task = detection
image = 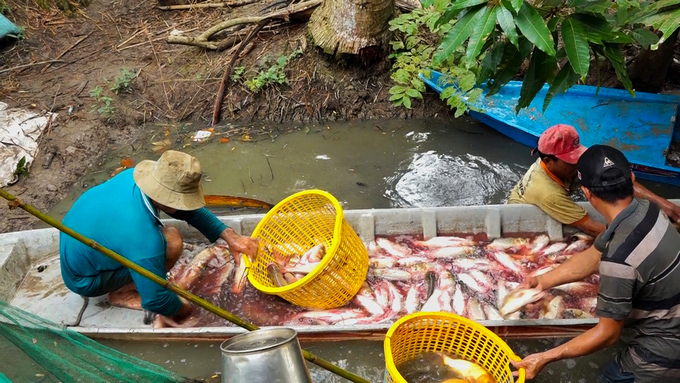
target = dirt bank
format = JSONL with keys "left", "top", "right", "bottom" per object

{"left": 0, "top": 0, "right": 457, "bottom": 233}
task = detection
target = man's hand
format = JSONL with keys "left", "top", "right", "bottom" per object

{"left": 633, "top": 180, "right": 680, "bottom": 222}
{"left": 518, "top": 274, "right": 545, "bottom": 291}
{"left": 511, "top": 353, "right": 550, "bottom": 380}
{"left": 221, "top": 227, "right": 259, "bottom": 264}
{"left": 661, "top": 203, "right": 680, "bottom": 223}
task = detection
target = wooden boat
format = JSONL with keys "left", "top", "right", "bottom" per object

{"left": 3, "top": 200, "right": 658, "bottom": 343}
{"left": 420, "top": 70, "right": 680, "bottom": 186}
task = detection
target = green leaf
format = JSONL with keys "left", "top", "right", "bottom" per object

{"left": 514, "top": 2, "right": 556, "bottom": 56}
{"left": 466, "top": 6, "right": 499, "bottom": 68}
{"left": 479, "top": 41, "right": 505, "bottom": 83}
{"left": 433, "top": 5, "right": 485, "bottom": 66}
{"left": 403, "top": 95, "right": 412, "bottom": 109}
{"left": 509, "top": 0, "right": 523, "bottom": 13}
{"left": 543, "top": 62, "right": 581, "bottom": 111}
{"left": 546, "top": 16, "right": 563, "bottom": 32}
{"left": 570, "top": 13, "right": 611, "bottom": 44}
{"left": 489, "top": 38, "right": 533, "bottom": 95}
{"left": 390, "top": 93, "right": 403, "bottom": 101}
{"left": 655, "top": 8, "right": 680, "bottom": 46}
{"left": 411, "top": 78, "right": 426, "bottom": 92}
{"left": 602, "top": 44, "right": 634, "bottom": 96}
{"left": 449, "top": 0, "right": 487, "bottom": 11}
{"left": 617, "top": 6, "right": 629, "bottom": 25}
{"left": 391, "top": 40, "right": 405, "bottom": 51}
{"left": 421, "top": 0, "right": 433, "bottom": 7}
{"left": 577, "top": 0, "right": 613, "bottom": 13}
{"left": 406, "top": 88, "right": 423, "bottom": 99}
{"left": 561, "top": 18, "right": 591, "bottom": 79}
{"left": 437, "top": 7, "right": 463, "bottom": 28}
{"left": 440, "top": 86, "right": 457, "bottom": 99}
{"left": 497, "top": 6, "right": 519, "bottom": 47}
{"left": 516, "top": 48, "right": 557, "bottom": 112}
{"left": 631, "top": 28, "right": 660, "bottom": 48}
{"left": 390, "top": 85, "right": 407, "bottom": 94}
{"left": 458, "top": 71, "right": 477, "bottom": 91}
{"left": 433, "top": 0, "right": 449, "bottom": 12}
{"left": 426, "top": 13, "right": 441, "bottom": 31}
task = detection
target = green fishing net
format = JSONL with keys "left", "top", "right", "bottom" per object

{"left": 0, "top": 301, "right": 193, "bottom": 383}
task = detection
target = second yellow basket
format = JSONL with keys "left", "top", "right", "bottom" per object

{"left": 244, "top": 190, "right": 369, "bottom": 309}
{"left": 384, "top": 312, "right": 525, "bottom": 383}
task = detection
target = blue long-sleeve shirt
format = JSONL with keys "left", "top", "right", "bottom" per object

{"left": 59, "top": 169, "right": 226, "bottom": 316}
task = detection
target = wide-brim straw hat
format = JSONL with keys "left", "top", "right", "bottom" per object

{"left": 133, "top": 150, "right": 205, "bottom": 211}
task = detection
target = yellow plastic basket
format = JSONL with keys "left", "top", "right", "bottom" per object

{"left": 384, "top": 312, "right": 525, "bottom": 383}
{"left": 244, "top": 190, "right": 369, "bottom": 309}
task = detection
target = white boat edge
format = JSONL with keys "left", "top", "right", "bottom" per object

{"left": 3, "top": 200, "right": 672, "bottom": 340}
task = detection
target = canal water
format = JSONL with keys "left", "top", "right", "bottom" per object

{"left": 44, "top": 117, "right": 680, "bottom": 221}
{"left": 0, "top": 335, "right": 624, "bottom": 382}
{"left": 8, "top": 117, "right": 680, "bottom": 382}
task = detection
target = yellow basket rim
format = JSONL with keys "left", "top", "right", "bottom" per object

{"left": 244, "top": 189, "right": 344, "bottom": 295}
{"left": 383, "top": 311, "right": 526, "bottom": 383}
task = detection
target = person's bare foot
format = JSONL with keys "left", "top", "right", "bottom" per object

{"left": 107, "top": 283, "right": 142, "bottom": 310}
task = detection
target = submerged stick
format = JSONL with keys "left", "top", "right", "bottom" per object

{"left": 0, "top": 189, "right": 370, "bottom": 383}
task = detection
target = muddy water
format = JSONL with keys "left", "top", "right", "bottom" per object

{"left": 44, "top": 117, "right": 537, "bottom": 221}
{"left": 44, "top": 117, "right": 680, "bottom": 222}
{"left": 0, "top": 335, "right": 625, "bottom": 382}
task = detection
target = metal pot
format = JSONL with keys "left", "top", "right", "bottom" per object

{"left": 220, "top": 328, "right": 312, "bottom": 383}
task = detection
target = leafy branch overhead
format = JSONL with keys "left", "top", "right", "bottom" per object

{"left": 397, "top": 0, "right": 680, "bottom": 112}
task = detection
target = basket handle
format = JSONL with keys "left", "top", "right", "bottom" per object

{"left": 509, "top": 354, "right": 526, "bottom": 383}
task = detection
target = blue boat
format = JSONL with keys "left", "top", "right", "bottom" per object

{"left": 420, "top": 70, "right": 680, "bottom": 186}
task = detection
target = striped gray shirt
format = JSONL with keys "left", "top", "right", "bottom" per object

{"left": 595, "top": 199, "right": 680, "bottom": 382}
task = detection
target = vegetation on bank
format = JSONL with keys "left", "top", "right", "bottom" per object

{"left": 388, "top": 0, "right": 680, "bottom": 114}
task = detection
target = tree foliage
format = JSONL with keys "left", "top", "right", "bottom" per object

{"left": 391, "top": 0, "right": 680, "bottom": 112}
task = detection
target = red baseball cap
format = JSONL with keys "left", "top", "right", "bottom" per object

{"left": 533, "top": 124, "right": 587, "bottom": 164}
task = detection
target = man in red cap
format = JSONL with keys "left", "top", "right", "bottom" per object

{"left": 508, "top": 124, "right": 680, "bottom": 236}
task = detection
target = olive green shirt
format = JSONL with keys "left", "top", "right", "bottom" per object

{"left": 508, "top": 158, "right": 587, "bottom": 225}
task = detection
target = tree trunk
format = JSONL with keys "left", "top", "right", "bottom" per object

{"left": 627, "top": 29, "right": 680, "bottom": 92}
{"left": 308, "top": 0, "right": 395, "bottom": 65}
{"left": 601, "top": 29, "right": 680, "bottom": 92}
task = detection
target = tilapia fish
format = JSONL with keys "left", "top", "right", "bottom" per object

{"left": 499, "top": 288, "right": 545, "bottom": 317}
{"left": 540, "top": 296, "right": 565, "bottom": 319}
{"left": 411, "top": 236, "right": 477, "bottom": 249}
{"left": 376, "top": 237, "right": 412, "bottom": 258}
{"left": 397, "top": 352, "right": 494, "bottom": 383}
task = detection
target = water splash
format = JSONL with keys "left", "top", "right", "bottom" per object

{"left": 385, "top": 151, "right": 526, "bottom": 207}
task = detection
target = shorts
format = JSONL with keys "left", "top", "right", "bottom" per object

{"left": 599, "top": 358, "right": 635, "bottom": 383}
{"left": 80, "top": 268, "right": 133, "bottom": 297}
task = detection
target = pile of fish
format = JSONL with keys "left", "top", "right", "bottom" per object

{"left": 108, "top": 234, "right": 599, "bottom": 328}
{"left": 286, "top": 233, "right": 599, "bottom": 326}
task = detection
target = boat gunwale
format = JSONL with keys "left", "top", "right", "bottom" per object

{"left": 4, "top": 201, "right": 678, "bottom": 339}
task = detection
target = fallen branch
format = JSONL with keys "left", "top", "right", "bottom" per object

{"left": 0, "top": 60, "right": 65, "bottom": 74}
{"left": 167, "top": 0, "right": 321, "bottom": 49}
{"left": 212, "top": 20, "right": 270, "bottom": 126}
{"left": 42, "top": 31, "right": 93, "bottom": 73}
{"left": 168, "top": 0, "right": 416, "bottom": 50}
{"left": 157, "top": 2, "right": 226, "bottom": 10}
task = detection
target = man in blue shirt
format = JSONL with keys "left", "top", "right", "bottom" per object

{"left": 60, "top": 150, "right": 258, "bottom": 327}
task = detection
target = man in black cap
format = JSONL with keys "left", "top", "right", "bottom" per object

{"left": 514, "top": 145, "right": 680, "bottom": 382}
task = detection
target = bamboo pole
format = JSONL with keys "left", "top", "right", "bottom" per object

{"left": 0, "top": 189, "right": 370, "bottom": 383}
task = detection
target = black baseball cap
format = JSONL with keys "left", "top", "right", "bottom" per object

{"left": 577, "top": 145, "right": 632, "bottom": 187}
